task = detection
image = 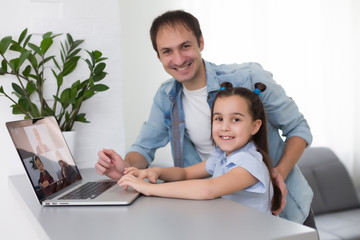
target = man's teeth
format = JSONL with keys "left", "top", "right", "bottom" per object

{"left": 177, "top": 64, "right": 190, "bottom": 71}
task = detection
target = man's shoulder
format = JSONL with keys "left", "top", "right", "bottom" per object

{"left": 207, "top": 61, "right": 264, "bottom": 73}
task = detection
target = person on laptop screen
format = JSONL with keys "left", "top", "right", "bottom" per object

{"left": 33, "top": 127, "right": 50, "bottom": 154}
{"left": 34, "top": 155, "right": 54, "bottom": 189}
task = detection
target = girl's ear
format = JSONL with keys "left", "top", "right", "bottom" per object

{"left": 251, "top": 119, "right": 262, "bottom": 135}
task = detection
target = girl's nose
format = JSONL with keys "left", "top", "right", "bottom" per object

{"left": 221, "top": 121, "right": 230, "bottom": 131}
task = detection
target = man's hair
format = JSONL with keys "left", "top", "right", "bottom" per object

{"left": 150, "top": 10, "right": 202, "bottom": 54}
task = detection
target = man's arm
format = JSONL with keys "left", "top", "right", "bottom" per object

{"left": 275, "top": 136, "right": 307, "bottom": 180}
{"left": 124, "top": 152, "right": 149, "bottom": 169}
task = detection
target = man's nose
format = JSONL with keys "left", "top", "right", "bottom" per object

{"left": 173, "top": 50, "right": 185, "bottom": 66}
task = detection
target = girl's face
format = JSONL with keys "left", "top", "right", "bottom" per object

{"left": 212, "top": 95, "right": 261, "bottom": 156}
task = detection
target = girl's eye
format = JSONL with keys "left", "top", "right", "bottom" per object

{"left": 214, "top": 117, "right": 222, "bottom": 121}
{"left": 233, "top": 118, "right": 240, "bottom": 122}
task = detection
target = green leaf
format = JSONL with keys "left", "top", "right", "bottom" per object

{"left": 67, "top": 48, "right": 81, "bottom": 60}
{"left": 51, "top": 33, "right": 62, "bottom": 39}
{"left": 28, "top": 54, "right": 38, "bottom": 69}
{"left": 9, "top": 58, "right": 19, "bottom": 72}
{"left": 29, "top": 102, "right": 40, "bottom": 117}
{"left": 75, "top": 113, "right": 89, "bottom": 123}
{"left": 93, "top": 50, "right": 102, "bottom": 59}
{"left": 11, "top": 104, "right": 24, "bottom": 115}
{"left": 12, "top": 83, "right": 25, "bottom": 96}
{"left": 66, "top": 33, "right": 74, "bottom": 45}
{"left": 23, "top": 34, "right": 32, "bottom": 48}
{"left": 0, "top": 86, "right": 4, "bottom": 94}
{"left": 91, "top": 84, "right": 109, "bottom": 92}
{"left": 52, "top": 69, "right": 63, "bottom": 87}
{"left": 18, "top": 29, "right": 28, "bottom": 44}
{"left": 70, "top": 80, "right": 80, "bottom": 98}
{"left": 39, "top": 55, "right": 55, "bottom": 67}
{"left": 85, "top": 59, "right": 92, "bottom": 69}
{"left": 22, "top": 65, "right": 31, "bottom": 77}
{"left": 94, "top": 62, "right": 106, "bottom": 74}
{"left": 26, "top": 81, "right": 36, "bottom": 95}
{"left": 18, "top": 50, "right": 31, "bottom": 68}
{"left": 40, "top": 37, "right": 53, "bottom": 54}
{"left": 28, "top": 43, "right": 42, "bottom": 55}
{"left": 9, "top": 41, "right": 23, "bottom": 52}
{"left": 28, "top": 74, "right": 38, "bottom": 81}
{"left": 53, "top": 58, "right": 61, "bottom": 71}
{"left": 42, "top": 32, "right": 53, "bottom": 39}
{"left": 60, "top": 88, "right": 70, "bottom": 102}
{"left": 0, "top": 36, "right": 12, "bottom": 54}
{"left": 95, "top": 57, "right": 108, "bottom": 63}
{"left": 62, "top": 56, "right": 80, "bottom": 76}
{"left": 1, "top": 59, "right": 7, "bottom": 73}
{"left": 83, "top": 90, "right": 94, "bottom": 99}
{"left": 69, "top": 39, "right": 84, "bottom": 53}
{"left": 93, "top": 72, "right": 107, "bottom": 82}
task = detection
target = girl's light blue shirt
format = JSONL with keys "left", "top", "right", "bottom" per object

{"left": 206, "top": 141, "right": 274, "bottom": 214}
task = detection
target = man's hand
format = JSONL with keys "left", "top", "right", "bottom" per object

{"left": 95, "top": 148, "right": 127, "bottom": 180}
{"left": 271, "top": 168, "right": 288, "bottom": 216}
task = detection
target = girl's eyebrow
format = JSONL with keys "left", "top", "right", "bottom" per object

{"left": 213, "top": 112, "right": 245, "bottom": 117}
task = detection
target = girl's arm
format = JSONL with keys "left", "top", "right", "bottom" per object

{"left": 119, "top": 166, "right": 258, "bottom": 200}
{"left": 124, "top": 161, "right": 210, "bottom": 183}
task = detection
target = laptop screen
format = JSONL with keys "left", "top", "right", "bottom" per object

{"left": 6, "top": 117, "right": 81, "bottom": 202}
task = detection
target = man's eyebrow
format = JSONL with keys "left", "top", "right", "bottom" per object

{"left": 159, "top": 41, "right": 192, "bottom": 52}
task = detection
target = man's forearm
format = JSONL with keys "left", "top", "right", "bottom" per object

{"left": 124, "top": 152, "right": 149, "bottom": 169}
{"left": 276, "top": 136, "right": 307, "bottom": 180}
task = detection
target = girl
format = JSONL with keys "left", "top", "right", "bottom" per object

{"left": 119, "top": 82, "right": 281, "bottom": 214}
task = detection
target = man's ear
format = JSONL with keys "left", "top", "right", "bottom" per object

{"left": 251, "top": 119, "right": 262, "bottom": 135}
{"left": 199, "top": 35, "right": 204, "bottom": 51}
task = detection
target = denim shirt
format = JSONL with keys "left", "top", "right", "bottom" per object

{"left": 128, "top": 60, "right": 313, "bottom": 224}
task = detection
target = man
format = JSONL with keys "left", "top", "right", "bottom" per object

{"left": 95, "top": 10, "right": 315, "bottom": 227}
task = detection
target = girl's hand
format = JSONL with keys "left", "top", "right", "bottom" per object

{"left": 123, "top": 167, "right": 160, "bottom": 183}
{"left": 118, "top": 175, "right": 152, "bottom": 196}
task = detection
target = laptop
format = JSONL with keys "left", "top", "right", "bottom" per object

{"left": 6, "top": 116, "right": 140, "bottom": 206}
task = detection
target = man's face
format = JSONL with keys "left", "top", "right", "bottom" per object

{"left": 156, "top": 24, "right": 205, "bottom": 90}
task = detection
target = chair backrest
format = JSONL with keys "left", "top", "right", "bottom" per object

{"left": 297, "top": 147, "right": 360, "bottom": 215}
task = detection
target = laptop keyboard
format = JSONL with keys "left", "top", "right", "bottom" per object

{"left": 59, "top": 181, "right": 116, "bottom": 200}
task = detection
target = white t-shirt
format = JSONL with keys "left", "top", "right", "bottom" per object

{"left": 182, "top": 86, "right": 214, "bottom": 161}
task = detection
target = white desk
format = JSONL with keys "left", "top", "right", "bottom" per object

{"left": 8, "top": 169, "right": 318, "bottom": 240}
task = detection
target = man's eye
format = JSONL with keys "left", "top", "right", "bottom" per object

{"left": 162, "top": 50, "right": 171, "bottom": 54}
{"left": 183, "top": 44, "right": 191, "bottom": 49}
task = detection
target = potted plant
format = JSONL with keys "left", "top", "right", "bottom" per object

{"left": 0, "top": 28, "right": 109, "bottom": 131}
